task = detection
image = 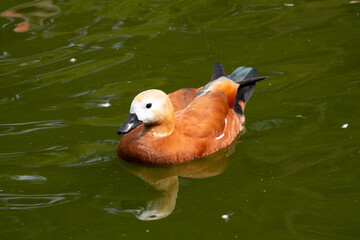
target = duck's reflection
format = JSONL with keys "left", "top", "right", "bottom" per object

{"left": 1, "top": 0, "right": 60, "bottom": 32}
{"left": 117, "top": 137, "right": 239, "bottom": 220}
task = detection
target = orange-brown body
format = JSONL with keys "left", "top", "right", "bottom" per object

{"left": 117, "top": 62, "right": 265, "bottom": 164}
{"left": 117, "top": 78, "right": 244, "bottom": 164}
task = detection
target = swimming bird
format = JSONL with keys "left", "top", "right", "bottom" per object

{"left": 117, "top": 62, "right": 266, "bottom": 164}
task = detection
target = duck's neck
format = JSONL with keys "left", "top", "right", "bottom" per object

{"left": 144, "top": 114, "right": 175, "bottom": 137}
{"left": 143, "top": 100, "right": 175, "bottom": 137}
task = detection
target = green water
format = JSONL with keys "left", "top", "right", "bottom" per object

{"left": 1, "top": 0, "right": 359, "bottom": 239}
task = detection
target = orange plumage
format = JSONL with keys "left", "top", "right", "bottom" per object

{"left": 117, "top": 62, "right": 265, "bottom": 164}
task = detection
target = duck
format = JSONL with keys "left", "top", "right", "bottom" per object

{"left": 117, "top": 62, "right": 266, "bottom": 164}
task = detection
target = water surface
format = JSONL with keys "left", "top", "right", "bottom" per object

{"left": 1, "top": 0, "right": 359, "bottom": 239}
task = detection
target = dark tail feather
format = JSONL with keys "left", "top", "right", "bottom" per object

{"left": 234, "top": 76, "right": 266, "bottom": 115}
{"left": 196, "top": 62, "right": 227, "bottom": 97}
{"left": 211, "top": 62, "right": 226, "bottom": 81}
{"left": 237, "top": 76, "right": 267, "bottom": 87}
{"left": 229, "top": 66, "right": 258, "bottom": 83}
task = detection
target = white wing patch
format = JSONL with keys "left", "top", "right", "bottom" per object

{"left": 215, "top": 118, "right": 227, "bottom": 140}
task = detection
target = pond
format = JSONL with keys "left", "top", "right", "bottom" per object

{"left": 0, "top": 0, "right": 359, "bottom": 239}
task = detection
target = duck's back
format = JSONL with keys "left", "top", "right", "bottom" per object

{"left": 168, "top": 88, "right": 197, "bottom": 112}
{"left": 172, "top": 90, "right": 243, "bottom": 160}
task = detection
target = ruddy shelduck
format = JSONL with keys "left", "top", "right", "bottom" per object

{"left": 117, "top": 62, "right": 266, "bottom": 164}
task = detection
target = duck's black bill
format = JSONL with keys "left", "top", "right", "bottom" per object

{"left": 117, "top": 113, "right": 142, "bottom": 135}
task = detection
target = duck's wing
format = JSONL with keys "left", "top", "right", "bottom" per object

{"left": 176, "top": 90, "right": 229, "bottom": 138}
{"left": 168, "top": 88, "right": 197, "bottom": 112}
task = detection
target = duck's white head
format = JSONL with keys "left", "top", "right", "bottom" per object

{"left": 117, "top": 89, "right": 175, "bottom": 136}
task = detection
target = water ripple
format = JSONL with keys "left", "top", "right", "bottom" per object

{"left": 249, "top": 118, "right": 283, "bottom": 132}
{"left": 0, "top": 120, "right": 67, "bottom": 136}
{"left": 11, "top": 175, "right": 47, "bottom": 181}
{"left": 0, "top": 193, "right": 82, "bottom": 210}
{"left": 0, "top": 145, "right": 67, "bottom": 159}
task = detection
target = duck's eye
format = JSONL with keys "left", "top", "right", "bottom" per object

{"left": 146, "top": 103, "right": 152, "bottom": 109}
